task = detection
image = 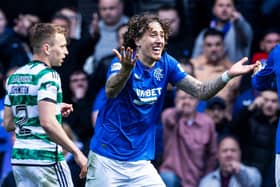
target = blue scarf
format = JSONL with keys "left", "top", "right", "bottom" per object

{"left": 210, "top": 18, "right": 231, "bottom": 34}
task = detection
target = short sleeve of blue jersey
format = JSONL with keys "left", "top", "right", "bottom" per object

{"left": 92, "top": 87, "right": 107, "bottom": 112}
{"left": 106, "top": 57, "right": 121, "bottom": 79}
{"left": 252, "top": 44, "right": 279, "bottom": 91}
{"left": 165, "top": 54, "right": 187, "bottom": 85}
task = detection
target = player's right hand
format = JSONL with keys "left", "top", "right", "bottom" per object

{"left": 113, "top": 46, "right": 138, "bottom": 73}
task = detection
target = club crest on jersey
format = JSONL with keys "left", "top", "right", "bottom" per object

{"left": 153, "top": 68, "right": 163, "bottom": 81}
{"left": 134, "top": 73, "right": 141, "bottom": 80}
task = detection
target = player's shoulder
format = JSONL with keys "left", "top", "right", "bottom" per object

{"left": 39, "top": 69, "right": 60, "bottom": 81}
{"left": 31, "top": 62, "right": 58, "bottom": 76}
{"left": 161, "top": 51, "right": 179, "bottom": 63}
{"left": 270, "top": 44, "right": 280, "bottom": 54}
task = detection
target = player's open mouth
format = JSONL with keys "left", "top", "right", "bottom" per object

{"left": 152, "top": 47, "right": 162, "bottom": 55}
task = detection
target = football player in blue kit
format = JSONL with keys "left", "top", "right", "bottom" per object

{"left": 85, "top": 14, "right": 258, "bottom": 187}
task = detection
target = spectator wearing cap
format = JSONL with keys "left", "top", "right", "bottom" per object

{"left": 232, "top": 89, "right": 279, "bottom": 186}
{"left": 205, "top": 97, "right": 232, "bottom": 142}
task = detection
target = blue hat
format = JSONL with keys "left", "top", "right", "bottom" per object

{"left": 206, "top": 97, "right": 226, "bottom": 109}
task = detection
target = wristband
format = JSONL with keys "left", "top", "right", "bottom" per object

{"left": 221, "top": 71, "right": 231, "bottom": 83}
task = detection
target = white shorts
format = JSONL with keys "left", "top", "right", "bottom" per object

{"left": 276, "top": 154, "right": 280, "bottom": 187}
{"left": 12, "top": 160, "right": 73, "bottom": 187}
{"left": 85, "top": 151, "right": 166, "bottom": 187}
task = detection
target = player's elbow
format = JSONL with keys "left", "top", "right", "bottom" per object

{"left": 39, "top": 117, "right": 54, "bottom": 130}
{"left": 3, "top": 119, "right": 15, "bottom": 132}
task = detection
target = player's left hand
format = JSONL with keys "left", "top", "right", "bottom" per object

{"left": 61, "top": 103, "right": 73, "bottom": 117}
{"left": 227, "top": 57, "right": 260, "bottom": 78}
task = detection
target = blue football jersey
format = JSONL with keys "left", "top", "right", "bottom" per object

{"left": 90, "top": 52, "right": 187, "bottom": 161}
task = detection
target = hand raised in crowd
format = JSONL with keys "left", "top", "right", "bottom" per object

{"left": 227, "top": 57, "right": 260, "bottom": 78}
{"left": 230, "top": 9, "right": 241, "bottom": 22}
{"left": 225, "top": 160, "right": 241, "bottom": 175}
{"left": 248, "top": 96, "right": 264, "bottom": 111}
{"left": 113, "top": 46, "right": 138, "bottom": 73}
{"left": 89, "top": 12, "right": 100, "bottom": 37}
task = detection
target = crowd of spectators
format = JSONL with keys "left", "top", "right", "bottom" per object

{"left": 0, "top": 0, "right": 280, "bottom": 186}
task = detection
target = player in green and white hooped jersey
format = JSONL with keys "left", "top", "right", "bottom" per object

{"left": 3, "top": 23, "right": 87, "bottom": 187}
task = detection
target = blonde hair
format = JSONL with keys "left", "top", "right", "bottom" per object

{"left": 29, "top": 23, "right": 67, "bottom": 54}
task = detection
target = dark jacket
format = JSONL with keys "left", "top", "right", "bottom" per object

{"left": 0, "top": 28, "right": 29, "bottom": 71}
{"left": 232, "top": 107, "right": 278, "bottom": 177}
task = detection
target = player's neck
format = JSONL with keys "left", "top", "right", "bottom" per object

{"left": 138, "top": 55, "right": 156, "bottom": 68}
{"left": 32, "top": 54, "right": 51, "bottom": 67}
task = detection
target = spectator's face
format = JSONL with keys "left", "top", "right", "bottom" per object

{"left": 206, "top": 106, "right": 225, "bottom": 124}
{"left": 135, "top": 21, "right": 165, "bottom": 62}
{"left": 69, "top": 73, "right": 88, "bottom": 91}
{"left": 0, "top": 10, "right": 7, "bottom": 34}
{"left": 49, "top": 33, "right": 68, "bottom": 67}
{"left": 261, "top": 90, "right": 279, "bottom": 117}
{"left": 203, "top": 35, "right": 225, "bottom": 62}
{"left": 213, "top": 0, "right": 234, "bottom": 22}
{"left": 158, "top": 9, "right": 180, "bottom": 37}
{"left": 99, "top": 0, "right": 123, "bottom": 26}
{"left": 218, "top": 138, "right": 241, "bottom": 171}
{"left": 175, "top": 90, "right": 198, "bottom": 116}
{"left": 261, "top": 33, "right": 280, "bottom": 53}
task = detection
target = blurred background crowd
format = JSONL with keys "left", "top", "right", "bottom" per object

{"left": 0, "top": 0, "right": 280, "bottom": 186}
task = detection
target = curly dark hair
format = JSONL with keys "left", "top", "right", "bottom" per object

{"left": 123, "top": 13, "right": 170, "bottom": 50}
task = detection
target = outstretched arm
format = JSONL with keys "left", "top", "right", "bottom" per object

{"left": 231, "top": 11, "right": 253, "bottom": 47}
{"left": 106, "top": 47, "right": 137, "bottom": 98}
{"left": 176, "top": 74, "right": 226, "bottom": 100}
{"left": 176, "top": 57, "right": 259, "bottom": 100}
